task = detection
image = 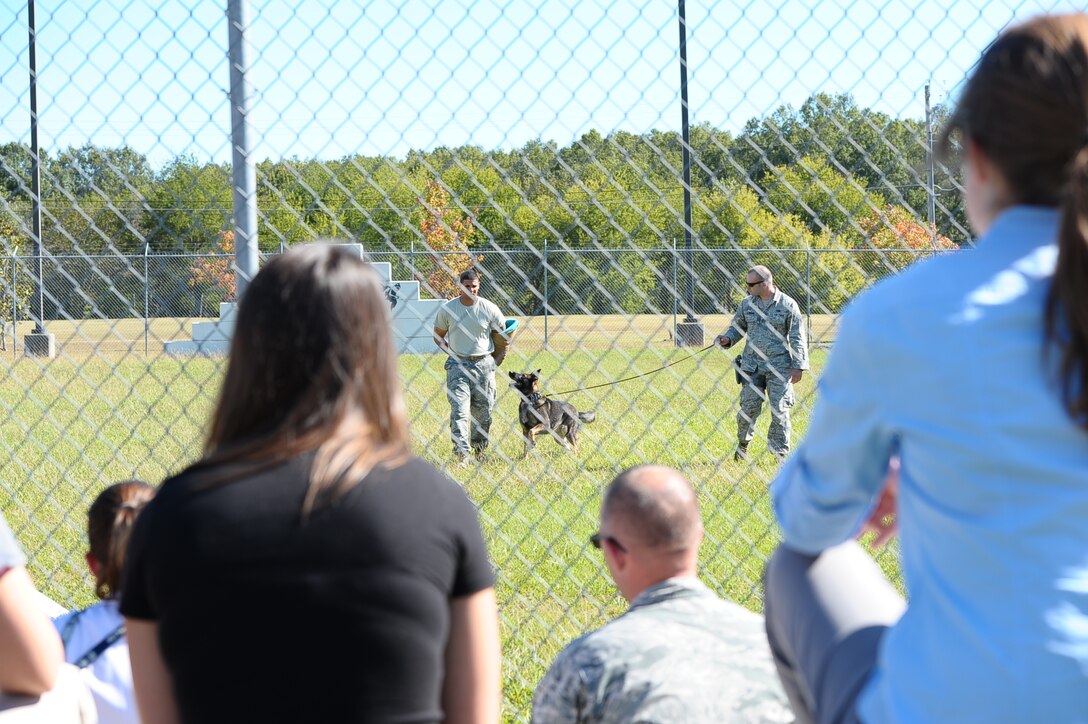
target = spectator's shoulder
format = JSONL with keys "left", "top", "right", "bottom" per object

{"left": 536, "top": 631, "right": 602, "bottom": 702}
{"left": 852, "top": 249, "right": 967, "bottom": 317}
{"left": 383, "top": 456, "right": 477, "bottom": 509}
{"left": 395, "top": 455, "right": 455, "bottom": 489}
{"left": 558, "top": 615, "right": 638, "bottom": 671}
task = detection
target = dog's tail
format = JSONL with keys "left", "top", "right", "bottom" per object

{"left": 578, "top": 411, "right": 596, "bottom": 423}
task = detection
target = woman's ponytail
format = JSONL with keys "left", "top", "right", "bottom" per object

{"left": 87, "top": 480, "right": 155, "bottom": 600}
{"left": 1048, "top": 144, "right": 1088, "bottom": 429}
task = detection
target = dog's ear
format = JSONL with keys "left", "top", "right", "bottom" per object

{"left": 508, "top": 371, "right": 518, "bottom": 380}
{"left": 535, "top": 368, "right": 542, "bottom": 375}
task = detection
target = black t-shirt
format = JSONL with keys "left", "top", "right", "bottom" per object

{"left": 121, "top": 453, "right": 494, "bottom": 724}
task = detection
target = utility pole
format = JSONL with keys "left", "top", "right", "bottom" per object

{"left": 674, "top": 0, "right": 703, "bottom": 346}
{"left": 925, "top": 82, "right": 937, "bottom": 250}
{"left": 24, "top": 0, "right": 55, "bottom": 357}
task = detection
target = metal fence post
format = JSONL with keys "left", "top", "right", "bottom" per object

{"left": 10, "top": 254, "right": 15, "bottom": 358}
{"left": 672, "top": 238, "right": 678, "bottom": 344}
{"left": 543, "top": 239, "right": 549, "bottom": 349}
{"left": 143, "top": 243, "right": 150, "bottom": 356}
{"left": 806, "top": 247, "right": 812, "bottom": 345}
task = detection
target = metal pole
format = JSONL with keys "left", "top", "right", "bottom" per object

{"left": 543, "top": 239, "right": 549, "bottom": 349}
{"left": 672, "top": 238, "right": 678, "bottom": 345}
{"left": 228, "top": 0, "right": 259, "bottom": 298}
{"left": 143, "top": 242, "right": 149, "bottom": 356}
{"left": 806, "top": 248, "right": 812, "bottom": 346}
{"left": 925, "top": 82, "right": 937, "bottom": 252}
{"left": 28, "top": 0, "right": 44, "bottom": 335}
{"left": 678, "top": 0, "right": 694, "bottom": 322}
{"left": 11, "top": 254, "right": 16, "bottom": 358}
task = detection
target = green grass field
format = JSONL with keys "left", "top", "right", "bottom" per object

{"left": 0, "top": 315, "right": 897, "bottom": 721}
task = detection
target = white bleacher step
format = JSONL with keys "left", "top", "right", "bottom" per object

{"left": 166, "top": 247, "right": 446, "bottom": 356}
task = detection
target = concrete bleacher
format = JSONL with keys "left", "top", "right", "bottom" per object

{"left": 165, "top": 245, "right": 445, "bottom": 355}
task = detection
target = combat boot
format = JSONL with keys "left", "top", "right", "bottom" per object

{"left": 733, "top": 444, "right": 749, "bottom": 462}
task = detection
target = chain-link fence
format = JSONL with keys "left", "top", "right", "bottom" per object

{"left": 0, "top": 244, "right": 935, "bottom": 356}
{"left": 0, "top": 0, "right": 1042, "bottom": 718}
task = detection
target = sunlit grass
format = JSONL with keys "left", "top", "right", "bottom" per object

{"left": 0, "top": 330, "right": 898, "bottom": 723}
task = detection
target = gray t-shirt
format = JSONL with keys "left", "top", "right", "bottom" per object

{"left": 0, "top": 513, "right": 26, "bottom": 570}
{"left": 434, "top": 296, "right": 504, "bottom": 357}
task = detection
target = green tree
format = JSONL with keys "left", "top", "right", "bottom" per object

{"left": 734, "top": 92, "right": 968, "bottom": 243}
{"left": 41, "top": 145, "right": 153, "bottom": 254}
{"left": 762, "top": 156, "right": 885, "bottom": 237}
{"left": 0, "top": 210, "right": 34, "bottom": 349}
{"left": 143, "top": 157, "right": 231, "bottom": 251}
{"left": 0, "top": 143, "right": 36, "bottom": 203}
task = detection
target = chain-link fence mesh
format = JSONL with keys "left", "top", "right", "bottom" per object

{"left": 0, "top": 0, "right": 1046, "bottom": 717}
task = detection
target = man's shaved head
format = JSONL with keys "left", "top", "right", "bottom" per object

{"left": 601, "top": 465, "right": 703, "bottom": 552}
{"left": 748, "top": 265, "right": 773, "bottom": 283}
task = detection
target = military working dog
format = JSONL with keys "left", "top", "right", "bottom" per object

{"left": 509, "top": 370, "right": 596, "bottom": 456}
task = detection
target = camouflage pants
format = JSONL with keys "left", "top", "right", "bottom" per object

{"left": 445, "top": 355, "right": 497, "bottom": 456}
{"left": 737, "top": 365, "right": 795, "bottom": 455}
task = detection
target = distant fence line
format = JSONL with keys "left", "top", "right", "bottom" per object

{"left": 0, "top": 242, "right": 933, "bottom": 330}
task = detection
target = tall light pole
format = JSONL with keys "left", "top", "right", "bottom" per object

{"left": 24, "top": 0, "right": 55, "bottom": 357}
{"left": 228, "top": 0, "right": 259, "bottom": 298}
{"left": 925, "top": 82, "right": 937, "bottom": 250}
{"left": 674, "top": 0, "right": 703, "bottom": 346}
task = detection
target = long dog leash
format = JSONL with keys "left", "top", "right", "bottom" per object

{"left": 548, "top": 342, "right": 719, "bottom": 396}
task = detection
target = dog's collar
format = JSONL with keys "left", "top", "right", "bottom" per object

{"left": 527, "top": 391, "right": 546, "bottom": 406}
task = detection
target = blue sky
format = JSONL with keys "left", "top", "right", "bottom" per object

{"left": 0, "top": 0, "right": 1077, "bottom": 167}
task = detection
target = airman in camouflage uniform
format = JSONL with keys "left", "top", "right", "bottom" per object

{"left": 531, "top": 466, "right": 793, "bottom": 724}
{"left": 716, "top": 266, "right": 808, "bottom": 462}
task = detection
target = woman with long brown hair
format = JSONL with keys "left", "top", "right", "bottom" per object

{"left": 121, "top": 244, "right": 500, "bottom": 724}
{"left": 765, "top": 14, "right": 1088, "bottom": 723}
{"left": 54, "top": 480, "right": 154, "bottom": 724}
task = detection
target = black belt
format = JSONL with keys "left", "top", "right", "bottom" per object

{"left": 457, "top": 354, "right": 490, "bottom": 361}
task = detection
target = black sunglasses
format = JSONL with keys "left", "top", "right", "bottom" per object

{"left": 589, "top": 532, "right": 628, "bottom": 553}
{"left": 746, "top": 279, "right": 764, "bottom": 288}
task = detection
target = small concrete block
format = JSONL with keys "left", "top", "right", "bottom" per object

{"left": 675, "top": 321, "right": 705, "bottom": 347}
{"left": 23, "top": 332, "right": 56, "bottom": 358}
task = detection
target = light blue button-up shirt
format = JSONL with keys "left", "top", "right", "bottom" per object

{"left": 773, "top": 206, "right": 1088, "bottom": 722}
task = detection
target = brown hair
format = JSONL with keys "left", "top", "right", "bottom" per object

{"left": 204, "top": 243, "right": 410, "bottom": 512}
{"left": 939, "top": 14, "right": 1088, "bottom": 429}
{"left": 87, "top": 480, "right": 155, "bottom": 600}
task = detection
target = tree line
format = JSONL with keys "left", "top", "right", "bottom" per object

{"left": 0, "top": 92, "right": 962, "bottom": 319}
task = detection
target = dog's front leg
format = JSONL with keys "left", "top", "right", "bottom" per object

{"left": 524, "top": 424, "right": 547, "bottom": 458}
